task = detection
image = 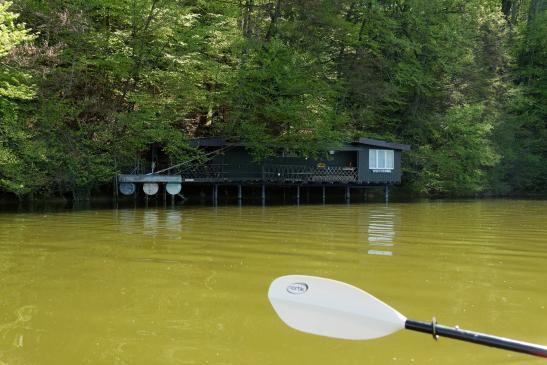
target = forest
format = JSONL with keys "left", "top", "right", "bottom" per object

{"left": 0, "top": 0, "right": 545, "bottom": 199}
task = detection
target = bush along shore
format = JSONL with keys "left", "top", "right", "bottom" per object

{"left": 1, "top": 1, "right": 545, "bottom": 200}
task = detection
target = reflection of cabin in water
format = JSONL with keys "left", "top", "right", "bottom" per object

{"left": 118, "top": 137, "right": 410, "bottom": 203}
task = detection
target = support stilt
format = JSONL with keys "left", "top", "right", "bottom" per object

{"left": 296, "top": 185, "right": 300, "bottom": 205}
{"left": 213, "top": 185, "right": 218, "bottom": 205}
{"left": 384, "top": 185, "right": 389, "bottom": 204}
{"left": 261, "top": 184, "right": 266, "bottom": 205}
{"left": 345, "top": 185, "right": 351, "bottom": 203}
{"left": 113, "top": 176, "right": 119, "bottom": 205}
{"left": 322, "top": 185, "right": 326, "bottom": 204}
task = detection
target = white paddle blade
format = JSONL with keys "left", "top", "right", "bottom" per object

{"left": 268, "top": 275, "right": 406, "bottom": 340}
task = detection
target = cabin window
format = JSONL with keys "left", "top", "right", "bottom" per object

{"left": 369, "top": 149, "right": 394, "bottom": 170}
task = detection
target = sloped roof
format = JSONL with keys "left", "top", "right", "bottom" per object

{"left": 188, "top": 138, "right": 243, "bottom": 147}
{"left": 189, "top": 137, "right": 410, "bottom": 151}
{"left": 355, "top": 138, "right": 411, "bottom": 151}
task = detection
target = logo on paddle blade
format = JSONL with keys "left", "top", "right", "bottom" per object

{"left": 286, "top": 282, "right": 308, "bottom": 295}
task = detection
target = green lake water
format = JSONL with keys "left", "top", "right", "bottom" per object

{"left": 0, "top": 200, "right": 546, "bottom": 364}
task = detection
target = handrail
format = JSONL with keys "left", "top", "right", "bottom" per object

{"left": 180, "top": 163, "right": 357, "bottom": 183}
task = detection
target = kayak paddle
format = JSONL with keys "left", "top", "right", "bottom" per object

{"left": 268, "top": 275, "right": 547, "bottom": 358}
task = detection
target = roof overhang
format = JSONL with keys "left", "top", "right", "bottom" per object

{"left": 188, "top": 138, "right": 246, "bottom": 147}
{"left": 188, "top": 137, "right": 410, "bottom": 151}
{"left": 354, "top": 138, "right": 411, "bottom": 151}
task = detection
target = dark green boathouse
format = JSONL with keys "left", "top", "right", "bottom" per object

{"left": 118, "top": 137, "right": 410, "bottom": 203}
{"left": 182, "top": 137, "right": 410, "bottom": 185}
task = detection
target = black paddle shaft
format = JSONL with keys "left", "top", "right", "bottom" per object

{"left": 405, "top": 319, "right": 547, "bottom": 358}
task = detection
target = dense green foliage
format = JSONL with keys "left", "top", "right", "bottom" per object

{"left": 0, "top": 0, "right": 545, "bottom": 198}
{"left": 0, "top": 1, "right": 44, "bottom": 196}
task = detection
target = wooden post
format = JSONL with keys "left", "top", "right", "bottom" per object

{"left": 213, "top": 184, "right": 218, "bottom": 205}
{"left": 163, "top": 183, "right": 166, "bottom": 207}
{"left": 262, "top": 184, "right": 266, "bottom": 205}
{"left": 322, "top": 185, "right": 326, "bottom": 204}
{"left": 113, "top": 176, "right": 119, "bottom": 203}
{"left": 346, "top": 185, "right": 351, "bottom": 203}
{"left": 238, "top": 184, "right": 242, "bottom": 201}
{"left": 171, "top": 194, "right": 175, "bottom": 207}
{"left": 296, "top": 185, "right": 300, "bottom": 205}
{"left": 384, "top": 184, "right": 389, "bottom": 203}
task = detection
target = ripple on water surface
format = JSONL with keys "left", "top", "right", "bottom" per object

{"left": 0, "top": 200, "right": 546, "bottom": 364}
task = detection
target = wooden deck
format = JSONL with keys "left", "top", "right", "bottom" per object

{"left": 117, "top": 164, "right": 391, "bottom": 204}
{"left": 118, "top": 174, "right": 182, "bottom": 183}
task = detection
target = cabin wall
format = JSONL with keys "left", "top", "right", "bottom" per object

{"left": 205, "top": 145, "right": 402, "bottom": 184}
{"left": 210, "top": 148, "right": 260, "bottom": 179}
{"left": 358, "top": 148, "right": 402, "bottom": 183}
{"left": 211, "top": 147, "right": 356, "bottom": 170}
{"left": 305, "top": 151, "right": 356, "bottom": 168}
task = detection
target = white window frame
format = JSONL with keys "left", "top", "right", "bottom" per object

{"left": 369, "top": 149, "right": 394, "bottom": 170}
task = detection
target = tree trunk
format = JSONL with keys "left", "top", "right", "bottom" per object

{"left": 242, "top": 0, "right": 254, "bottom": 38}
{"left": 528, "top": 0, "right": 545, "bottom": 22}
{"left": 265, "top": 0, "right": 281, "bottom": 41}
{"left": 501, "top": 0, "right": 512, "bottom": 21}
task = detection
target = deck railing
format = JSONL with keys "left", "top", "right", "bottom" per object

{"left": 179, "top": 164, "right": 357, "bottom": 183}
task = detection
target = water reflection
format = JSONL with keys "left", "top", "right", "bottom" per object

{"left": 164, "top": 211, "right": 182, "bottom": 231}
{"left": 118, "top": 209, "right": 138, "bottom": 235}
{"left": 143, "top": 210, "right": 159, "bottom": 236}
{"left": 367, "top": 249, "right": 393, "bottom": 256}
{"left": 367, "top": 207, "right": 396, "bottom": 256}
{"left": 117, "top": 209, "right": 183, "bottom": 239}
{"left": 164, "top": 210, "right": 183, "bottom": 241}
{"left": 1, "top": 202, "right": 546, "bottom": 365}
